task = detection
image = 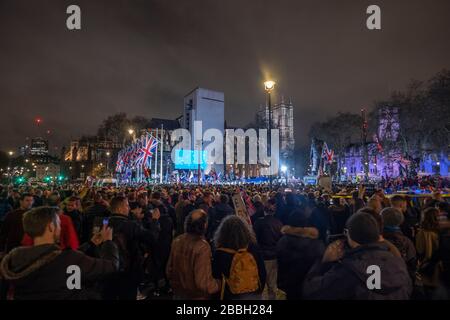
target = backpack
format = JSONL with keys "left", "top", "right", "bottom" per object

{"left": 216, "top": 247, "right": 260, "bottom": 299}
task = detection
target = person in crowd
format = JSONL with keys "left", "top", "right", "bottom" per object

{"left": 0, "top": 187, "right": 12, "bottom": 229}
{"left": 381, "top": 207, "right": 417, "bottom": 279}
{"left": 416, "top": 207, "right": 442, "bottom": 297}
{"left": 212, "top": 215, "right": 266, "bottom": 300}
{"left": 174, "top": 191, "right": 190, "bottom": 237}
{"left": 367, "top": 196, "right": 383, "bottom": 214}
{"left": 0, "top": 193, "right": 34, "bottom": 253}
{"left": 103, "top": 196, "right": 160, "bottom": 300}
{"left": 82, "top": 192, "right": 110, "bottom": 243}
{"left": 22, "top": 192, "right": 79, "bottom": 250}
{"left": 209, "top": 194, "right": 234, "bottom": 239}
{"left": 64, "top": 196, "right": 83, "bottom": 240}
{"left": 250, "top": 195, "right": 265, "bottom": 224}
{"left": 0, "top": 207, "right": 119, "bottom": 300}
{"left": 148, "top": 199, "right": 174, "bottom": 296}
{"left": 328, "top": 197, "right": 351, "bottom": 235}
{"left": 166, "top": 209, "right": 220, "bottom": 299}
{"left": 32, "top": 189, "right": 44, "bottom": 207}
{"left": 7, "top": 189, "right": 20, "bottom": 210}
{"left": 137, "top": 192, "right": 152, "bottom": 219}
{"left": 303, "top": 212, "right": 412, "bottom": 300}
{"left": 129, "top": 202, "right": 145, "bottom": 225}
{"left": 391, "top": 195, "right": 417, "bottom": 240}
{"left": 349, "top": 190, "right": 365, "bottom": 215}
{"left": 253, "top": 198, "right": 283, "bottom": 299}
{"left": 277, "top": 210, "right": 324, "bottom": 299}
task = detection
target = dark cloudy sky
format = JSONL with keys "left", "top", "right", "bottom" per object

{"left": 1, "top": 0, "right": 449, "bottom": 152}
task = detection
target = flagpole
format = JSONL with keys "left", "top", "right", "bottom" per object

{"left": 155, "top": 128, "right": 158, "bottom": 183}
{"left": 160, "top": 124, "right": 164, "bottom": 184}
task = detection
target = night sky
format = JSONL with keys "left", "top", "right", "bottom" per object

{"left": 1, "top": 0, "right": 450, "bottom": 152}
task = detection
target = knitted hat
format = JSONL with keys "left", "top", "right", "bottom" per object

{"left": 346, "top": 212, "right": 380, "bottom": 245}
{"left": 381, "top": 207, "right": 404, "bottom": 227}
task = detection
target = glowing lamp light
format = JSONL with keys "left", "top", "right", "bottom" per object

{"left": 264, "top": 80, "right": 276, "bottom": 92}
{"left": 281, "top": 165, "right": 287, "bottom": 173}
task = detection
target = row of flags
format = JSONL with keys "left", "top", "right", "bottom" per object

{"left": 116, "top": 133, "right": 159, "bottom": 173}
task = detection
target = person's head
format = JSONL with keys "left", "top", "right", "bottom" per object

{"left": 287, "top": 207, "right": 310, "bottom": 228}
{"left": 151, "top": 191, "right": 161, "bottom": 201}
{"left": 367, "top": 197, "right": 382, "bottom": 214}
{"left": 219, "top": 194, "right": 229, "bottom": 205}
{"left": 265, "top": 198, "right": 276, "bottom": 215}
{"left": 19, "top": 193, "right": 34, "bottom": 210}
{"left": 110, "top": 196, "right": 130, "bottom": 216}
{"left": 23, "top": 207, "right": 61, "bottom": 244}
{"left": 351, "top": 190, "right": 359, "bottom": 200}
{"left": 184, "top": 209, "right": 208, "bottom": 236}
{"left": 130, "top": 202, "right": 144, "bottom": 220}
{"left": 65, "top": 197, "right": 78, "bottom": 213}
{"left": 391, "top": 195, "right": 407, "bottom": 213}
{"left": 346, "top": 212, "right": 380, "bottom": 248}
{"left": 285, "top": 193, "right": 298, "bottom": 207}
{"left": 181, "top": 191, "right": 190, "bottom": 201}
{"left": 47, "top": 192, "right": 61, "bottom": 207}
{"left": 381, "top": 207, "right": 404, "bottom": 229}
{"left": 203, "top": 191, "right": 213, "bottom": 206}
{"left": 94, "top": 192, "right": 103, "bottom": 204}
{"left": 137, "top": 192, "right": 148, "bottom": 206}
{"left": 253, "top": 194, "right": 262, "bottom": 204}
{"left": 214, "top": 215, "right": 255, "bottom": 250}
{"left": 421, "top": 207, "right": 439, "bottom": 231}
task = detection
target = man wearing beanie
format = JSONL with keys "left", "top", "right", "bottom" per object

{"left": 382, "top": 208, "right": 417, "bottom": 279}
{"left": 303, "top": 212, "right": 412, "bottom": 300}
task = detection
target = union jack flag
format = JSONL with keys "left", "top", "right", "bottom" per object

{"left": 136, "top": 133, "right": 158, "bottom": 168}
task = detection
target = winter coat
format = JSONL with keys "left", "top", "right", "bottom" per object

{"left": 64, "top": 210, "right": 83, "bottom": 240}
{"left": 253, "top": 215, "right": 283, "bottom": 260}
{"left": 166, "top": 233, "right": 220, "bottom": 299}
{"left": 0, "top": 209, "right": 27, "bottom": 253}
{"left": 383, "top": 228, "right": 417, "bottom": 278}
{"left": 303, "top": 243, "right": 412, "bottom": 300}
{"left": 0, "top": 241, "right": 119, "bottom": 300}
{"left": 276, "top": 226, "right": 324, "bottom": 299}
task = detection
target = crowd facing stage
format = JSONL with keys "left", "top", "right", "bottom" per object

{"left": 0, "top": 177, "right": 449, "bottom": 300}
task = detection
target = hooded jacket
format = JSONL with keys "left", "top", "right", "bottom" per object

{"left": 276, "top": 227, "right": 325, "bottom": 299}
{"left": 303, "top": 242, "right": 412, "bottom": 300}
{"left": 0, "top": 241, "right": 119, "bottom": 300}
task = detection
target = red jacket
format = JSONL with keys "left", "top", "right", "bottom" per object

{"left": 22, "top": 214, "right": 79, "bottom": 250}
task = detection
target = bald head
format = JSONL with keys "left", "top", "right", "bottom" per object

{"left": 185, "top": 209, "right": 208, "bottom": 236}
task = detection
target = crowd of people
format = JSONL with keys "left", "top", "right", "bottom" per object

{"left": 0, "top": 182, "right": 449, "bottom": 300}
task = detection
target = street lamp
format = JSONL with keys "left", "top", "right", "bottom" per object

{"left": 7, "top": 151, "right": 14, "bottom": 184}
{"left": 264, "top": 80, "right": 276, "bottom": 189}
{"left": 106, "top": 152, "right": 111, "bottom": 176}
